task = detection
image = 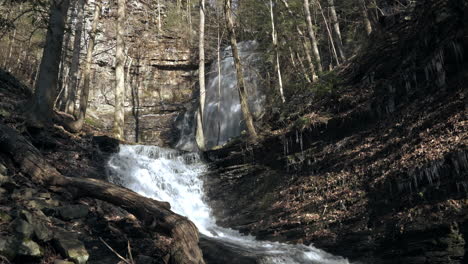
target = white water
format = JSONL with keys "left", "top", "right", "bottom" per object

{"left": 107, "top": 145, "right": 350, "bottom": 264}
{"left": 176, "top": 41, "right": 265, "bottom": 151}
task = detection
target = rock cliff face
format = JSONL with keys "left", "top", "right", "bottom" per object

{"left": 203, "top": 1, "right": 468, "bottom": 263}
{"left": 84, "top": 0, "right": 197, "bottom": 145}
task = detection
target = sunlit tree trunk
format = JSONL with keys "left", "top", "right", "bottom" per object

{"left": 195, "top": 0, "right": 206, "bottom": 150}
{"left": 65, "top": 0, "right": 86, "bottom": 115}
{"left": 327, "top": 0, "right": 346, "bottom": 61}
{"left": 57, "top": 7, "right": 74, "bottom": 111}
{"left": 224, "top": 0, "right": 258, "bottom": 140}
{"left": 303, "top": 0, "right": 322, "bottom": 72}
{"left": 279, "top": 0, "right": 317, "bottom": 81}
{"left": 65, "top": 0, "right": 102, "bottom": 133}
{"left": 270, "top": 0, "right": 285, "bottom": 103}
{"left": 113, "top": 0, "right": 126, "bottom": 140}
{"left": 28, "top": 0, "right": 71, "bottom": 126}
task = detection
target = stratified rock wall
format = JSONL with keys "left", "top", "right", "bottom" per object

{"left": 84, "top": 0, "right": 197, "bottom": 145}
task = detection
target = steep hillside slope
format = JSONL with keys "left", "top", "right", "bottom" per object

{"left": 204, "top": 1, "right": 468, "bottom": 263}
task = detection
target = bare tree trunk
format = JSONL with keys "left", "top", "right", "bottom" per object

{"left": 279, "top": 0, "right": 318, "bottom": 82}
{"left": 303, "top": 0, "right": 322, "bottom": 72}
{"left": 360, "top": 0, "right": 373, "bottom": 35}
{"left": 270, "top": 0, "right": 285, "bottom": 103}
{"left": 65, "top": 0, "right": 86, "bottom": 115}
{"left": 63, "top": 0, "right": 101, "bottom": 133}
{"left": 327, "top": 0, "right": 346, "bottom": 61}
{"left": 113, "top": 0, "right": 126, "bottom": 140}
{"left": 317, "top": 0, "right": 340, "bottom": 66}
{"left": 28, "top": 0, "right": 71, "bottom": 127}
{"left": 224, "top": 0, "right": 258, "bottom": 140}
{"left": 57, "top": 8, "right": 74, "bottom": 111}
{"left": 195, "top": 0, "right": 206, "bottom": 151}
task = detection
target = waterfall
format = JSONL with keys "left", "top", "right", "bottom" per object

{"left": 175, "top": 41, "right": 266, "bottom": 151}
{"left": 107, "top": 145, "right": 350, "bottom": 264}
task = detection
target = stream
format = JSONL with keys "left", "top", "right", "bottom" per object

{"left": 107, "top": 144, "right": 350, "bottom": 264}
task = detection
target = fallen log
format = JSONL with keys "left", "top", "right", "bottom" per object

{"left": 0, "top": 123, "right": 205, "bottom": 264}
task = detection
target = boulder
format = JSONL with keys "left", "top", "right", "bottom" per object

{"left": 13, "top": 218, "right": 34, "bottom": 238}
{"left": 58, "top": 205, "right": 89, "bottom": 220}
{"left": 54, "top": 233, "right": 89, "bottom": 264}
{"left": 18, "top": 209, "right": 53, "bottom": 242}
{"left": 17, "top": 239, "right": 43, "bottom": 257}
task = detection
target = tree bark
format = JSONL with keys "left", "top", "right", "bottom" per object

{"left": 270, "top": 0, "right": 285, "bottom": 103}
{"left": 0, "top": 123, "right": 205, "bottom": 264}
{"left": 317, "top": 0, "right": 340, "bottom": 66}
{"left": 224, "top": 0, "right": 258, "bottom": 140}
{"left": 113, "top": 0, "right": 126, "bottom": 140}
{"left": 279, "top": 0, "right": 317, "bottom": 82}
{"left": 28, "top": 0, "right": 71, "bottom": 127}
{"left": 65, "top": 0, "right": 86, "bottom": 115}
{"left": 64, "top": 0, "right": 101, "bottom": 133}
{"left": 327, "top": 0, "right": 346, "bottom": 61}
{"left": 303, "top": 0, "right": 322, "bottom": 72}
{"left": 195, "top": 0, "right": 206, "bottom": 151}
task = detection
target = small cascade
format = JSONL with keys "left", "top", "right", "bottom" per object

{"left": 175, "top": 41, "right": 266, "bottom": 151}
{"left": 107, "top": 145, "right": 350, "bottom": 264}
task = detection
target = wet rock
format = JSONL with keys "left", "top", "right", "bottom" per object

{"left": 17, "top": 239, "right": 43, "bottom": 257}
{"left": 58, "top": 205, "right": 89, "bottom": 220}
{"left": 54, "top": 233, "right": 89, "bottom": 264}
{"left": 92, "top": 136, "right": 120, "bottom": 153}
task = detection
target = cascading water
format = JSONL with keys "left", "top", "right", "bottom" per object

{"left": 107, "top": 145, "right": 350, "bottom": 264}
{"left": 175, "top": 41, "right": 266, "bottom": 151}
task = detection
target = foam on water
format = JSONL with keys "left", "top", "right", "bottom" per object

{"left": 107, "top": 144, "right": 350, "bottom": 264}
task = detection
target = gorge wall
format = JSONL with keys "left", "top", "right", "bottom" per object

{"left": 83, "top": 0, "right": 197, "bottom": 145}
